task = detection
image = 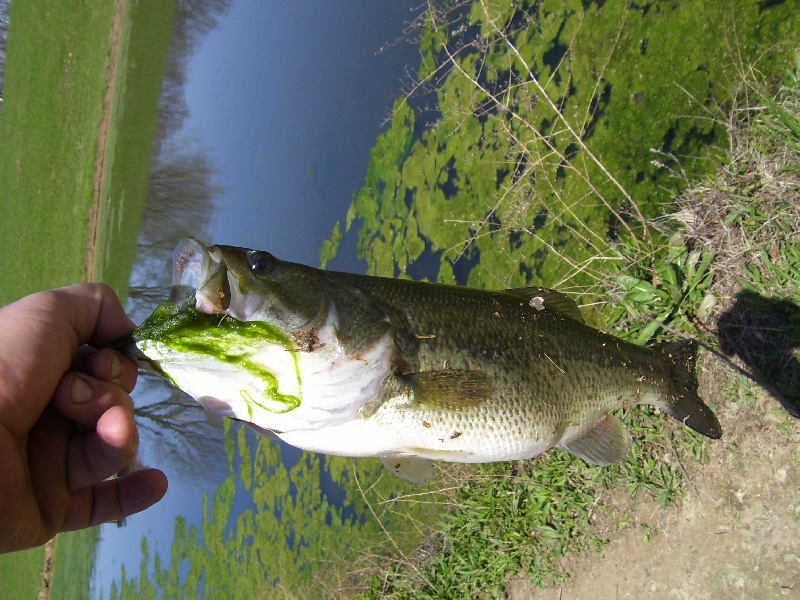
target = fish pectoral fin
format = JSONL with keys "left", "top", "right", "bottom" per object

{"left": 505, "top": 287, "right": 584, "bottom": 322}
{"left": 558, "top": 413, "right": 631, "bottom": 466}
{"left": 402, "top": 369, "right": 492, "bottom": 410}
{"left": 379, "top": 456, "right": 436, "bottom": 484}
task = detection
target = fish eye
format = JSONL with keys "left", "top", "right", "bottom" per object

{"left": 248, "top": 251, "right": 277, "bottom": 275}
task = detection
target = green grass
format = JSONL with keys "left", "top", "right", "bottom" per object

{"left": 329, "top": 0, "right": 800, "bottom": 296}
{"left": 94, "top": 0, "right": 176, "bottom": 294}
{"left": 0, "top": 1, "right": 117, "bottom": 595}
{"left": 50, "top": 529, "right": 100, "bottom": 600}
{"left": 0, "top": 0, "right": 176, "bottom": 597}
{"left": 0, "top": 0, "right": 174, "bottom": 306}
{"left": 0, "top": 547, "right": 46, "bottom": 600}
{"left": 0, "top": 0, "right": 117, "bottom": 304}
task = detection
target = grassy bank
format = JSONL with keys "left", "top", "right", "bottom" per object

{"left": 49, "top": 529, "right": 100, "bottom": 600}
{"left": 0, "top": 0, "right": 172, "bottom": 306}
{"left": 356, "top": 52, "right": 800, "bottom": 600}
{"left": 93, "top": 0, "right": 176, "bottom": 294}
{"left": 0, "top": 547, "right": 45, "bottom": 600}
{"left": 0, "top": 0, "right": 118, "bottom": 304}
{"left": 313, "top": 3, "right": 799, "bottom": 594}
{"left": 325, "top": 0, "right": 799, "bottom": 296}
{"left": 0, "top": 1, "right": 118, "bottom": 596}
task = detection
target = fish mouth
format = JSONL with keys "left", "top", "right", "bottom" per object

{"left": 171, "top": 238, "right": 269, "bottom": 322}
{"left": 170, "top": 238, "right": 235, "bottom": 316}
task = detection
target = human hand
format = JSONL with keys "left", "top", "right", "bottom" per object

{"left": 0, "top": 283, "right": 168, "bottom": 553}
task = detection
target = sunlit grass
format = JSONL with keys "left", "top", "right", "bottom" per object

{"left": 0, "top": 0, "right": 117, "bottom": 303}
{"left": 0, "top": 547, "right": 45, "bottom": 600}
{"left": 49, "top": 529, "right": 100, "bottom": 600}
{"left": 93, "top": 0, "right": 176, "bottom": 295}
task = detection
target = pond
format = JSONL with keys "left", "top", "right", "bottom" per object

{"left": 91, "top": 1, "right": 425, "bottom": 597}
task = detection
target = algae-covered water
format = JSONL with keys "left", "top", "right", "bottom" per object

{"left": 323, "top": 0, "right": 799, "bottom": 296}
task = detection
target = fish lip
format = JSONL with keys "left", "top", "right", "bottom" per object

{"left": 170, "top": 238, "right": 229, "bottom": 314}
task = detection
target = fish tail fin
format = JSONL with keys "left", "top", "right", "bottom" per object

{"left": 654, "top": 339, "right": 722, "bottom": 439}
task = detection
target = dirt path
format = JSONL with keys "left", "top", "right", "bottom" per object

{"left": 38, "top": 540, "right": 56, "bottom": 600}
{"left": 509, "top": 354, "right": 800, "bottom": 599}
{"left": 84, "top": 0, "right": 128, "bottom": 283}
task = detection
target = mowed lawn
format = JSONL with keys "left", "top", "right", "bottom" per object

{"left": 0, "top": 0, "right": 174, "bottom": 597}
{"left": 0, "top": 0, "right": 118, "bottom": 305}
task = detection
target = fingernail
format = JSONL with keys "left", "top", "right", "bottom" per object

{"left": 72, "top": 375, "right": 93, "bottom": 404}
{"left": 110, "top": 352, "right": 123, "bottom": 380}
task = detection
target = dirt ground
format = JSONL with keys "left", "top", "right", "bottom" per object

{"left": 84, "top": 0, "right": 127, "bottom": 283}
{"left": 509, "top": 352, "right": 800, "bottom": 600}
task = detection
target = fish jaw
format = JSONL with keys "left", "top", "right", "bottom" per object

{"left": 138, "top": 337, "right": 300, "bottom": 421}
{"left": 171, "top": 238, "right": 228, "bottom": 313}
{"left": 134, "top": 301, "right": 395, "bottom": 433}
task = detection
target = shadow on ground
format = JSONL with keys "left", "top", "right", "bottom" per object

{"left": 717, "top": 290, "right": 800, "bottom": 418}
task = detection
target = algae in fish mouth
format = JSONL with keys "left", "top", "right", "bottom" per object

{"left": 134, "top": 300, "right": 303, "bottom": 416}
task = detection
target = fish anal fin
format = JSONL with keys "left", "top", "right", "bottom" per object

{"left": 380, "top": 456, "right": 435, "bottom": 484}
{"left": 403, "top": 369, "right": 492, "bottom": 410}
{"left": 559, "top": 413, "right": 632, "bottom": 466}
{"left": 408, "top": 448, "right": 471, "bottom": 461}
{"left": 506, "top": 287, "right": 584, "bottom": 322}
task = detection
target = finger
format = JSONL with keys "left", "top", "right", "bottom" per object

{"left": 61, "top": 468, "right": 169, "bottom": 531}
{"left": 67, "top": 405, "right": 138, "bottom": 490}
{"left": 57, "top": 283, "right": 135, "bottom": 347}
{"left": 53, "top": 373, "right": 134, "bottom": 427}
{"left": 23, "top": 283, "right": 134, "bottom": 351}
{"left": 0, "top": 284, "right": 134, "bottom": 434}
{"left": 72, "top": 347, "right": 138, "bottom": 392}
{"left": 86, "top": 348, "right": 138, "bottom": 393}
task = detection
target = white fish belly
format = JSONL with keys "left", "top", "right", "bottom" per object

{"left": 275, "top": 394, "right": 562, "bottom": 463}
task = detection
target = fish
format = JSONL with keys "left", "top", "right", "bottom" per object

{"left": 132, "top": 238, "right": 722, "bottom": 484}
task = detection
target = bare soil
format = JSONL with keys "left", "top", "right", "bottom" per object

{"left": 509, "top": 352, "right": 800, "bottom": 599}
{"left": 38, "top": 540, "right": 56, "bottom": 600}
{"left": 84, "top": 0, "right": 127, "bottom": 283}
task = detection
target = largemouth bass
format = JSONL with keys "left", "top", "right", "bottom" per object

{"left": 133, "top": 238, "right": 722, "bottom": 483}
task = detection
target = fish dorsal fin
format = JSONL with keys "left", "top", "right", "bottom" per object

{"left": 558, "top": 413, "right": 631, "bottom": 466}
{"left": 402, "top": 369, "right": 492, "bottom": 410}
{"left": 380, "top": 456, "right": 435, "bottom": 484}
{"left": 505, "top": 287, "right": 584, "bottom": 322}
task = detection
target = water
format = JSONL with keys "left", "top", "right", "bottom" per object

{"left": 185, "top": 0, "right": 422, "bottom": 272}
{"left": 91, "top": 2, "right": 421, "bottom": 597}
